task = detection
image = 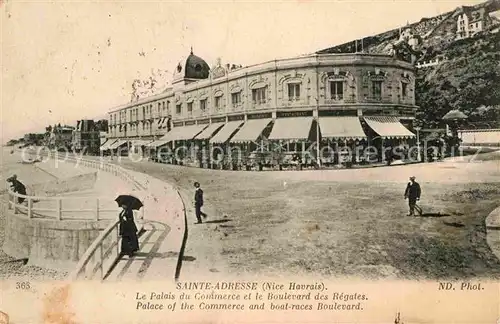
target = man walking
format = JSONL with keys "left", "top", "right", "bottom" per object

{"left": 194, "top": 181, "right": 207, "bottom": 224}
{"left": 404, "top": 176, "right": 422, "bottom": 216}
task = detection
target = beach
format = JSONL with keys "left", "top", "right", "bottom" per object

{"left": 0, "top": 147, "right": 68, "bottom": 280}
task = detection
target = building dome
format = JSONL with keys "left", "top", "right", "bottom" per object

{"left": 172, "top": 49, "right": 211, "bottom": 82}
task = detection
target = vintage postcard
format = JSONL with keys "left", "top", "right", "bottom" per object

{"left": 1, "top": 0, "right": 500, "bottom": 323}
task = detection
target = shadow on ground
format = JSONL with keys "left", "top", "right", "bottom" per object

{"left": 419, "top": 213, "right": 451, "bottom": 218}
{"left": 204, "top": 219, "right": 232, "bottom": 224}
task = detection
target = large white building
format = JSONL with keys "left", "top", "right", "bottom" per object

{"left": 103, "top": 50, "right": 418, "bottom": 168}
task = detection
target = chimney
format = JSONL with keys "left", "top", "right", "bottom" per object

{"left": 231, "top": 64, "right": 236, "bottom": 70}
{"left": 225, "top": 64, "right": 230, "bottom": 70}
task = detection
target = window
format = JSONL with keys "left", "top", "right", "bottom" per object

{"left": 187, "top": 102, "right": 193, "bottom": 113}
{"left": 142, "top": 107, "right": 145, "bottom": 118}
{"left": 288, "top": 83, "right": 300, "bottom": 100}
{"left": 372, "top": 81, "right": 382, "bottom": 99}
{"left": 176, "top": 104, "right": 182, "bottom": 114}
{"left": 252, "top": 86, "right": 267, "bottom": 104}
{"left": 329, "top": 81, "right": 344, "bottom": 100}
{"left": 200, "top": 99, "right": 207, "bottom": 112}
{"left": 215, "top": 96, "right": 222, "bottom": 109}
{"left": 401, "top": 82, "right": 408, "bottom": 98}
{"left": 231, "top": 92, "right": 241, "bottom": 106}
{"left": 158, "top": 103, "right": 161, "bottom": 115}
{"left": 162, "top": 102, "right": 166, "bottom": 114}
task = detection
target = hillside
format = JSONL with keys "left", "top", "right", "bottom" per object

{"left": 416, "top": 32, "right": 500, "bottom": 128}
{"left": 317, "top": 0, "right": 500, "bottom": 128}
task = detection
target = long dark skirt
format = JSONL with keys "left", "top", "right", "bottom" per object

{"left": 121, "top": 234, "right": 139, "bottom": 255}
{"left": 119, "top": 219, "right": 139, "bottom": 255}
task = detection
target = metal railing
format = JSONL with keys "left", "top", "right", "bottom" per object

{"left": 69, "top": 218, "right": 122, "bottom": 280}
{"left": 11, "top": 149, "right": 148, "bottom": 280}
{"left": 7, "top": 189, "right": 117, "bottom": 220}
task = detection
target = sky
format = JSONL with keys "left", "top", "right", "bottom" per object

{"left": 1, "top": 0, "right": 484, "bottom": 143}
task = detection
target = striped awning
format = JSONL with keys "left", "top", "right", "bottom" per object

{"left": 210, "top": 121, "right": 244, "bottom": 144}
{"left": 194, "top": 123, "right": 225, "bottom": 140}
{"left": 108, "top": 139, "right": 128, "bottom": 150}
{"left": 162, "top": 124, "right": 208, "bottom": 141}
{"left": 130, "top": 140, "right": 151, "bottom": 147}
{"left": 146, "top": 140, "right": 170, "bottom": 148}
{"left": 268, "top": 117, "right": 313, "bottom": 141}
{"left": 230, "top": 119, "right": 272, "bottom": 143}
{"left": 159, "top": 117, "right": 168, "bottom": 129}
{"left": 99, "top": 139, "right": 115, "bottom": 151}
{"left": 319, "top": 117, "right": 367, "bottom": 140}
{"left": 363, "top": 116, "right": 415, "bottom": 139}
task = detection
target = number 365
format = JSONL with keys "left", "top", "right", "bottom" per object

{"left": 16, "top": 282, "right": 30, "bottom": 290}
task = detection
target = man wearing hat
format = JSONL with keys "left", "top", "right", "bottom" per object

{"left": 6, "top": 174, "right": 27, "bottom": 204}
{"left": 404, "top": 176, "right": 422, "bottom": 216}
{"left": 193, "top": 181, "right": 207, "bottom": 224}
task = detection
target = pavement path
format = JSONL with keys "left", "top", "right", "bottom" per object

{"left": 104, "top": 168, "right": 185, "bottom": 281}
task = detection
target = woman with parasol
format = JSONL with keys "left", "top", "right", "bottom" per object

{"left": 115, "top": 195, "right": 142, "bottom": 257}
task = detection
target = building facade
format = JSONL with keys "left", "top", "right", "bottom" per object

{"left": 455, "top": 6, "right": 493, "bottom": 39}
{"left": 48, "top": 126, "right": 74, "bottom": 151}
{"left": 106, "top": 51, "right": 418, "bottom": 168}
{"left": 72, "top": 120, "right": 102, "bottom": 154}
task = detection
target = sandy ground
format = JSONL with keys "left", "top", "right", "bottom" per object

{"left": 0, "top": 148, "right": 69, "bottom": 280}
{"left": 112, "top": 152, "right": 500, "bottom": 280}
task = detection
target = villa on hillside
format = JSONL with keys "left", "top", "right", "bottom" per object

{"left": 454, "top": 5, "right": 500, "bottom": 39}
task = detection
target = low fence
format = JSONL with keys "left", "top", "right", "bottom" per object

{"left": 10, "top": 149, "right": 148, "bottom": 280}
{"left": 7, "top": 190, "right": 116, "bottom": 220}
{"left": 61, "top": 156, "right": 148, "bottom": 280}
{"left": 69, "top": 219, "right": 122, "bottom": 280}
{"left": 459, "top": 129, "right": 500, "bottom": 148}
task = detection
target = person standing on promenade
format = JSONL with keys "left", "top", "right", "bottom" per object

{"left": 404, "top": 176, "right": 422, "bottom": 216}
{"left": 119, "top": 204, "right": 139, "bottom": 257}
{"left": 194, "top": 181, "right": 207, "bottom": 224}
{"left": 6, "top": 174, "right": 27, "bottom": 204}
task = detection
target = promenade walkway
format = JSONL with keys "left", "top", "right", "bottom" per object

{"left": 104, "top": 169, "right": 185, "bottom": 281}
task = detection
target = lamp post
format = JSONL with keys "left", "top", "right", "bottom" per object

{"left": 414, "top": 126, "right": 421, "bottom": 162}
{"left": 315, "top": 98, "right": 321, "bottom": 168}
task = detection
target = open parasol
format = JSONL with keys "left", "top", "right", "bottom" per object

{"left": 115, "top": 194, "right": 143, "bottom": 210}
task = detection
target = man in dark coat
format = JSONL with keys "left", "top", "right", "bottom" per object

{"left": 194, "top": 181, "right": 207, "bottom": 224}
{"left": 404, "top": 176, "right": 422, "bottom": 216}
{"left": 7, "top": 175, "right": 27, "bottom": 203}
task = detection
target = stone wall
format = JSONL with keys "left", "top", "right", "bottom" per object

{"left": 2, "top": 207, "right": 110, "bottom": 271}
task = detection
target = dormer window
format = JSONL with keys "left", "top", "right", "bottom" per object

{"left": 195, "top": 64, "right": 202, "bottom": 72}
{"left": 177, "top": 64, "right": 182, "bottom": 73}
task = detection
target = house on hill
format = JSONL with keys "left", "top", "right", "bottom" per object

{"left": 454, "top": 5, "right": 496, "bottom": 39}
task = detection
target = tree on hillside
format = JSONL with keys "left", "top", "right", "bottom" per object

{"left": 415, "top": 32, "right": 500, "bottom": 128}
